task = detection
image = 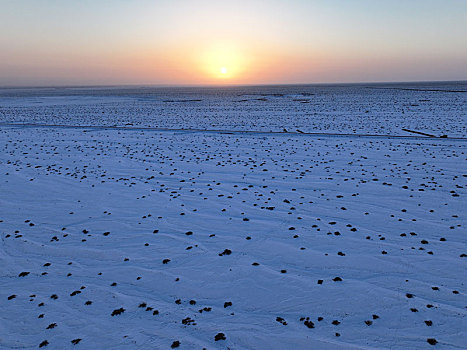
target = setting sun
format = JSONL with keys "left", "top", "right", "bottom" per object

{"left": 194, "top": 44, "right": 252, "bottom": 82}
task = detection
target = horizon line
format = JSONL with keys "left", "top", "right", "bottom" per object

{"left": 1, "top": 79, "right": 466, "bottom": 90}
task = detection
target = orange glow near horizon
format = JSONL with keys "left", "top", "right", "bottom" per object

{"left": 106, "top": 43, "right": 316, "bottom": 86}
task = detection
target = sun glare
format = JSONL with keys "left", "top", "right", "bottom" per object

{"left": 197, "top": 44, "right": 249, "bottom": 82}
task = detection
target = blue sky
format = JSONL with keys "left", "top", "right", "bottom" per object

{"left": 1, "top": 0, "right": 466, "bottom": 85}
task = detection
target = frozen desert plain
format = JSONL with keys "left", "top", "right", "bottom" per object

{"left": 0, "top": 83, "right": 466, "bottom": 349}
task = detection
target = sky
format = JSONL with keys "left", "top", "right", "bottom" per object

{"left": 1, "top": 0, "right": 466, "bottom": 86}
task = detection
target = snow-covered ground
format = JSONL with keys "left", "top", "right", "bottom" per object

{"left": 0, "top": 82, "right": 466, "bottom": 137}
{"left": 0, "top": 84, "right": 466, "bottom": 349}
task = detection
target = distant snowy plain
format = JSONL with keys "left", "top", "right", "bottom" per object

{"left": 0, "top": 83, "right": 466, "bottom": 349}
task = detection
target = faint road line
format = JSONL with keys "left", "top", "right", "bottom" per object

{"left": 1, "top": 122, "right": 466, "bottom": 141}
